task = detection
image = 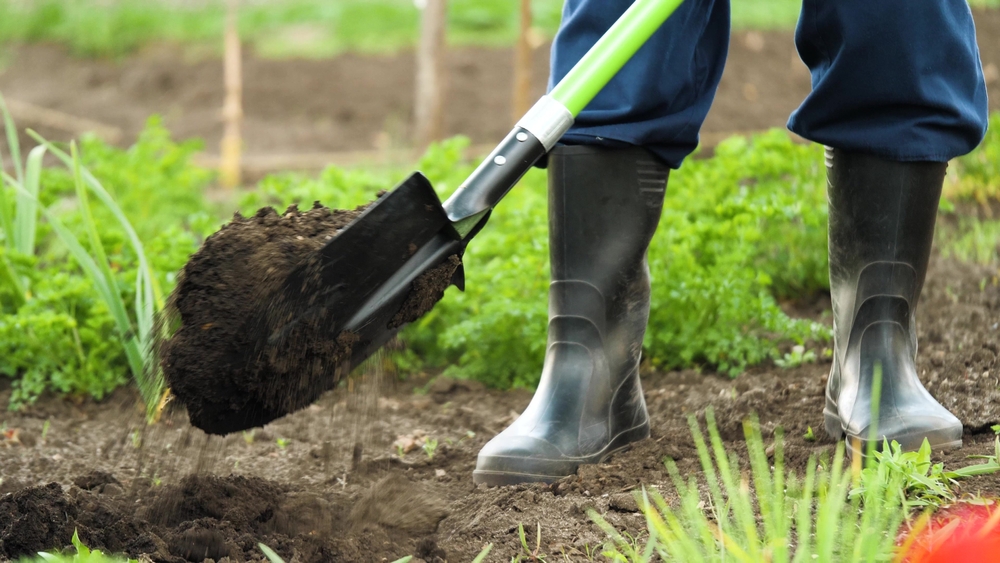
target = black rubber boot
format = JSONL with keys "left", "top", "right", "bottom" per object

{"left": 823, "top": 148, "right": 962, "bottom": 455}
{"left": 473, "top": 145, "right": 668, "bottom": 486}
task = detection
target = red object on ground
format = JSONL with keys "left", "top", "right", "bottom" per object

{"left": 900, "top": 503, "right": 1000, "bottom": 563}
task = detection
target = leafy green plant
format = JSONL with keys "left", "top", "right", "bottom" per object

{"left": 233, "top": 130, "right": 833, "bottom": 386}
{"left": 0, "top": 107, "right": 205, "bottom": 411}
{"left": 0, "top": 0, "right": 567, "bottom": 58}
{"left": 774, "top": 344, "right": 817, "bottom": 368}
{"left": 851, "top": 437, "right": 1000, "bottom": 509}
{"left": 16, "top": 137, "right": 164, "bottom": 417}
{"left": 30, "top": 529, "right": 138, "bottom": 563}
{"left": 422, "top": 437, "right": 439, "bottom": 460}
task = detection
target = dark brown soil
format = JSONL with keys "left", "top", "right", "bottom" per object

{"left": 2, "top": 255, "right": 999, "bottom": 562}
{"left": 161, "top": 203, "right": 364, "bottom": 435}
{"left": 162, "top": 199, "right": 463, "bottom": 436}
{"left": 389, "top": 254, "right": 462, "bottom": 329}
{"left": 1, "top": 10, "right": 996, "bottom": 165}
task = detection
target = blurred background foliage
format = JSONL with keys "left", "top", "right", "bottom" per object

{"left": 5, "top": 0, "right": 995, "bottom": 59}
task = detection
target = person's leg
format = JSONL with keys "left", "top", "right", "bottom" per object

{"left": 473, "top": 0, "right": 730, "bottom": 486}
{"left": 791, "top": 0, "right": 989, "bottom": 453}
{"left": 550, "top": 0, "right": 730, "bottom": 168}
{"left": 789, "top": 0, "right": 987, "bottom": 160}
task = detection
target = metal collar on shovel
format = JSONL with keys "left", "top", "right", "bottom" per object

{"left": 274, "top": 0, "right": 685, "bottom": 382}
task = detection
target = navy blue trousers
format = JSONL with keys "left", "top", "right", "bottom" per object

{"left": 550, "top": 0, "right": 989, "bottom": 168}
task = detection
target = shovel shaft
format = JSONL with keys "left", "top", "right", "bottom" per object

{"left": 442, "top": 0, "right": 684, "bottom": 225}
{"left": 549, "top": 0, "right": 685, "bottom": 117}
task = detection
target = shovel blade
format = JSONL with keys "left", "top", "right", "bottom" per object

{"left": 270, "top": 171, "right": 460, "bottom": 353}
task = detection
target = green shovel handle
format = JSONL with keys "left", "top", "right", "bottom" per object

{"left": 550, "top": 0, "right": 686, "bottom": 117}
{"left": 442, "top": 0, "right": 685, "bottom": 228}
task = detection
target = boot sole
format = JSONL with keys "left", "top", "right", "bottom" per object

{"left": 472, "top": 423, "right": 650, "bottom": 487}
{"left": 823, "top": 408, "right": 962, "bottom": 459}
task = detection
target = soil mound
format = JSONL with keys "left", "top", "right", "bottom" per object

{"left": 161, "top": 203, "right": 363, "bottom": 435}
{"left": 0, "top": 474, "right": 346, "bottom": 562}
{"left": 0, "top": 483, "right": 77, "bottom": 558}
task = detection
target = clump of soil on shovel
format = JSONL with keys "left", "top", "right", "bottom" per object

{"left": 160, "top": 201, "right": 460, "bottom": 435}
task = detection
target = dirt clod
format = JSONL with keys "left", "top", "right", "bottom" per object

{"left": 0, "top": 483, "right": 76, "bottom": 559}
{"left": 162, "top": 199, "right": 461, "bottom": 436}
{"left": 161, "top": 203, "right": 366, "bottom": 435}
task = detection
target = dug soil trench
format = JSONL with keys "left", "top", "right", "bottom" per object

{"left": 2, "top": 255, "right": 999, "bottom": 562}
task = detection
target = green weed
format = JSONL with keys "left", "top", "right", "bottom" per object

{"left": 29, "top": 529, "right": 138, "bottom": 563}
{"left": 422, "top": 437, "right": 439, "bottom": 460}
{"left": 851, "top": 436, "right": 1000, "bottom": 510}
{"left": 513, "top": 523, "right": 546, "bottom": 563}
{"left": 774, "top": 345, "right": 817, "bottom": 368}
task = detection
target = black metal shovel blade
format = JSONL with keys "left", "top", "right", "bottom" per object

{"left": 269, "top": 172, "right": 460, "bottom": 348}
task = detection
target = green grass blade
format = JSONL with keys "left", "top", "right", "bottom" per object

{"left": 0, "top": 251, "right": 26, "bottom": 308}
{"left": 470, "top": 544, "right": 493, "bottom": 563}
{"left": 0, "top": 157, "right": 14, "bottom": 247}
{"left": 257, "top": 543, "right": 286, "bottom": 563}
{"left": 705, "top": 408, "right": 761, "bottom": 557}
{"left": 790, "top": 456, "right": 816, "bottom": 563}
{"left": 9, "top": 182, "right": 114, "bottom": 305}
{"left": 72, "top": 143, "right": 112, "bottom": 276}
{"left": 31, "top": 131, "right": 162, "bottom": 337}
{"left": 70, "top": 142, "right": 158, "bottom": 410}
{"left": 0, "top": 94, "right": 23, "bottom": 186}
{"left": 30, "top": 132, "right": 163, "bottom": 414}
{"left": 14, "top": 144, "right": 45, "bottom": 256}
{"left": 744, "top": 418, "right": 778, "bottom": 542}
{"left": 9, "top": 161, "right": 152, "bottom": 411}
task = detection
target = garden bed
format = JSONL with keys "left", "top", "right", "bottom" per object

{"left": 1, "top": 255, "right": 998, "bottom": 562}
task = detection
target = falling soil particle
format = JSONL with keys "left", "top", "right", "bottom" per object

{"left": 161, "top": 201, "right": 460, "bottom": 435}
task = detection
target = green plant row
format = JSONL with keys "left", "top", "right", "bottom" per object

{"left": 2, "top": 108, "right": 998, "bottom": 406}
{"left": 9, "top": 0, "right": 988, "bottom": 58}
{"left": 0, "top": 0, "right": 565, "bottom": 58}
{"left": 246, "top": 130, "right": 836, "bottom": 387}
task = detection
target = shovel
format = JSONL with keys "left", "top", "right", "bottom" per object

{"left": 286, "top": 0, "right": 686, "bottom": 363}
{"left": 185, "top": 0, "right": 686, "bottom": 433}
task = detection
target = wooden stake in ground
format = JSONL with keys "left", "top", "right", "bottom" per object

{"left": 414, "top": 0, "right": 448, "bottom": 150}
{"left": 220, "top": 0, "right": 243, "bottom": 189}
{"left": 512, "top": 0, "right": 533, "bottom": 123}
